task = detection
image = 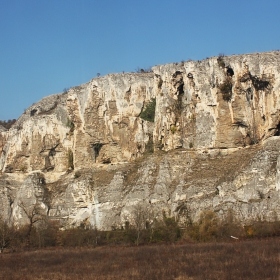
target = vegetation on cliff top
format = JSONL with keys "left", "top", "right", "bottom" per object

{"left": 0, "top": 119, "right": 16, "bottom": 129}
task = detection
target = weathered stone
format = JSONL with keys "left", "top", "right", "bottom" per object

{"left": 1, "top": 51, "right": 280, "bottom": 229}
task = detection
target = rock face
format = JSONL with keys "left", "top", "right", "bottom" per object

{"left": 0, "top": 125, "right": 8, "bottom": 160}
{"left": 1, "top": 51, "right": 280, "bottom": 229}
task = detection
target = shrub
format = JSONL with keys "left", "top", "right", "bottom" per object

{"left": 170, "top": 125, "right": 177, "bottom": 134}
{"left": 217, "top": 209, "right": 244, "bottom": 240}
{"left": 66, "top": 119, "right": 75, "bottom": 133}
{"left": 197, "top": 210, "right": 220, "bottom": 241}
{"left": 217, "top": 54, "right": 225, "bottom": 68}
{"left": 19, "top": 165, "right": 27, "bottom": 172}
{"left": 219, "top": 78, "right": 233, "bottom": 101}
{"left": 149, "top": 211, "right": 181, "bottom": 243}
{"left": 257, "top": 190, "right": 265, "bottom": 199}
{"left": 0, "top": 216, "right": 17, "bottom": 252}
{"left": 63, "top": 88, "right": 69, "bottom": 94}
{"left": 136, "top": 67, "right": 153, "bottom": 73}
{"left": 185, "top": 210, "right": 246, "bottom": 242}
{"left": 140, "top": 98, "right": 156, "bottom": 122}
{"left": 246, "top": 220, "right": 280, "bottom": 238}
{"left": 158, "top": 78, "right": 163, "bottom": 89}
{"left": 0, "top": 119, "right": 16, "bottom": 129}
{"left": 58, "top": 228, "right": 99, "bottom": 247}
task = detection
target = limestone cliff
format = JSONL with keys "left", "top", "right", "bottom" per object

{"left": 0, "top": 125, "right": 8, "bottom": 161}
{"left": 1, "top": 51, "right": 280, "bottom": 229}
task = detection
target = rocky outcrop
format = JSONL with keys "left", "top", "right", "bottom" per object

{"left": 0, "top": 125, "right": 8, "bottom": 161}
{"left": 1, "top": 51, "right": 280, "bottom": 229}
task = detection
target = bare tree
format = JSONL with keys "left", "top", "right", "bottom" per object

{"left": 18, "top": 202, "right": 46, "bottom": 246}
{"left": 132, "top": 203, "right": 153, "bottom": 245}
{"left": 0, "top": 216, "right": 16, "bottom": 253}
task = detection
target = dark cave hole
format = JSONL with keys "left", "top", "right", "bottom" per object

{"left": 187, "top": 72, "right": 193, "bottom": 79}
{"left": 178, "top": 83, "right": 184, "bottom": 95}
{"left": 172, "top": 71, "right": 183, "bottom": 78}
{"left": 274, "top": 122, "right": 280, "bottom": 136}
{"left": 226, "top": 67, "right": 234, "bottom": 77}
{"left": 92, "top": 143, "right": 103, "bottom": 162}
{"left": 49, "top": 147, "right": 56, "bottom": 157}
{"left": 30, "top": 109, "right": 37, "bottom": 116}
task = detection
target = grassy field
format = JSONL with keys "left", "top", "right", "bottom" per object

{"left": 0, "top": 238, "right": 279, "bottom": 280}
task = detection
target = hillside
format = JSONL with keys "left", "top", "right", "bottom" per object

{"left": 1, "top": 51, "right": 280, "bottom": 229}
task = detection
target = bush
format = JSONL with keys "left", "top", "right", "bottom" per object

{"left": 185, "top": 210, "right": 244, "bottom": 242}
{"left": 245, "top": 220, "right": 280, "bottom": 238}
{"left": 66, "top": 119, "right": 75, "bottom": 133}
{"left": 170, "top": 125, "right": 177, "bottom": 134}
{"left": 58, "top": 228, "right": 99, "bottom": 247}
{"left": 149, "top": 212, "right": 181, "bottom": 243}
{"left": 140, "top": 98, "right": 156, "bottom": 122}
{"left": 0, "top": 119, "right": 16, "bottom": 129}
{"left": 0, "top": 217, "right": 17, "bottom": 252}
{"left": 197, "top": 210, "right": 220, "bottom": 241}
{"left": 217, "top": 54, "right": 225, "bottom": 68}
{"left": 219, "top": 78, "right": 233, "bottom": 101}
{"left": 136, "top": 67, "right": 153, "bottom": 73}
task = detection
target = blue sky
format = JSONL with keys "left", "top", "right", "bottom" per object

{"left": 1, "top": 0, "right": 279, "bottom": 120}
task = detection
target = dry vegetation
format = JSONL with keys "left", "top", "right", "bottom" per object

{"left": 0, "top": 119, "right": 16, "bottom": 130}
{"left": 0, "top": 210, "right": 280, "bottom": 279}
{"left": 0, "top": 238, "right": 279, "bottom": 280}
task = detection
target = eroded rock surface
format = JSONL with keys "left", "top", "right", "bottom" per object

{"left": 1, "top": 51, "right": 280, "bottom": 229}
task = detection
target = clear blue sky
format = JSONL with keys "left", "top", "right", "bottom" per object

{"left": 1, "top": 0, "right": 279, "bottom": 120}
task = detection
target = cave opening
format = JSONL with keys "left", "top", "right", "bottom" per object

{"left": 30, "top": 109, "right": 37, "bottom": 116}
{"left": 177, "top": 83, "right": 184, "bottom": 95}
{"left": 226, "top": 67, "right": 234, "bottom": 77}
{"left": 92, "top": 143, "right": 103, "bottom": 162}
{"left": 49, "top": 147, "right": 56, "bottom": 157}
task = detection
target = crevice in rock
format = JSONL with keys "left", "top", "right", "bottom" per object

{"left": 38, "top": 101, "right": 58, "bottom": 115}
{"left": 49, "top": 146, "right": 57, "bottom": 157}
{"left": 172, "top": 71, "right": 184, "bottom": 96}
{"left": 233, "top": 121, "right": 248, "bottom": 128}
{"left": 144, "top": 134, "right": 154, "bottom": 154}
{"left": 274, "top": 122, "right": 280, "bottom": 136}
{"left": 177, "top": 83, "right": 184, "bottom": 95}
{"left": 92, "top": 143, "right": 103, "bottom": 162}
{"left": 43, "top": 144, "right": 60, "bottom": 172}
{"left": 44, "top": 156, "right": 54, "bottom": 171}
{"left": 187, "top": 73, "right": 193, "bottom": 79}
{"left": 124, "top": 87, "right": 131, "bottom": 103}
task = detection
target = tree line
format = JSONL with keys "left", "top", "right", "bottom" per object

{"left": 1, "top": 203, "right": 280, "bottom": 253}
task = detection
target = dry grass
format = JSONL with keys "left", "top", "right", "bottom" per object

{"left": 0, "top": 238, "right": 279, "bottom": 280}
